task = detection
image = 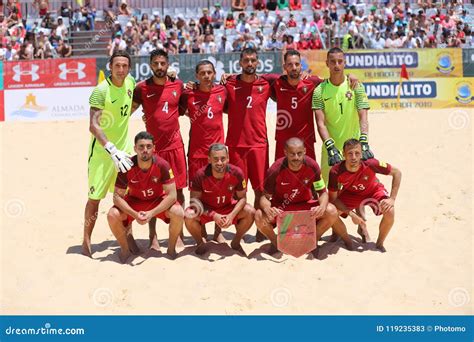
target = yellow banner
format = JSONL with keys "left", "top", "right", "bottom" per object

{"left": 361, "top": 78, "right": 473, "bottom": 110}
{"left": 301, "top": 48, "right": 463, "bottom": 80}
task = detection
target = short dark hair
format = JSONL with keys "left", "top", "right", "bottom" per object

{"left": 150, "top": 49, "right": 168, "bottom": 62}
{"left": 134, "top": 131, "right": 155, "bottom": 144}
{"left": 327, "top": 47, "right": 344, "bottom": 59}
{"left": 284, "top": 49, "right": 300, "bottom": 62}
{"left": 208, "top": 143, "right": 228, "bottom": 155}
{"left": 343, "top": 138, "right": 361, "bottom": 151}
{"left": 240, "top": 47, "right": 258, "bottom": 60}
{"left": 109, "top": 50, "right": 131, "bottom": 67}
{"left": 195, "top": 60, "right": 216, "bottom": 74}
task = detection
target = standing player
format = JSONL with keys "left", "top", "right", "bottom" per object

{"left": 312, "top": 47, "right": 374, "bottom": 184}
{"left": 180, "top": 60, "right": 228, "bottom": 242}
{"left": 107, "top": 131, "right": 184, "bottom": 262}
{"left": 224, "top": 48, "right": 272, "bottom": 240}
{"left": 83, "top": 50, "right": 135, "bottom": 257}
{"left": 132, "top": 49, "right": 187, "bottom": 244}
{"left": 255, "top": 138, "right": 353, "bottom": 255}
{"left": 185, "top": 144, "right": 255, "bottom": 256}
{"left": 328, "top": 139, "right": 401, "bottom": 252}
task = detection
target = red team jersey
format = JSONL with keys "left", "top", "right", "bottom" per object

{"left": 133, "top": 78, "right": 184, "bottom": 151}
{"left": 115, "top": 155, "right": 175, "bottom": 202}
{"left": 264, "top": 157, "right": 326, "bottom": 210}
{"left": 180, "top": 85, "right": 227, "bottom": 158}
{"left": 190, "top": 164, "right": 247, "bottom": 211}
{"left": 224, "top": 75, "right": 271, "bottom": 148}
{"left": 328, "top": 159, "right": 392, "bottom": 196}
{"left": 265, "top": 75, "right": 323, "bottom": 144}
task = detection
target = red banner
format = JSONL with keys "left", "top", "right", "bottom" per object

{"left": 277, "top": 210, "right": 317, "bottom": 258}
{"left": 3, "top": 58, "right": 97, "bottom": 90}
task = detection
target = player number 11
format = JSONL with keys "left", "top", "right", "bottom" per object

{"left": 216, "top": 195, "right": 226, "bottom": 204}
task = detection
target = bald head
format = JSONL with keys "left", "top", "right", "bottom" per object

{"left": 285, "top": 137, "right": 304, "bottom": 150}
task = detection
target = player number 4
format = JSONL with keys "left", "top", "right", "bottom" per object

{"left": 142, "top": 188, "right": 154, "bottom": 197}
{"left": 162, "top": 101, "right": 169, "bottom": 114}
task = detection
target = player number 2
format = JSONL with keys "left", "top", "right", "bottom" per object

{"left": 207, "top": 107, "right": 214, "bottom": 119}
{"left": 142, "top": 188, "right": 154, "bottom": 197}
{"left": 291, "top": 97, "right": 298, "bottom": 109}
{"left": 216, "top": 195, "right": 226, "bottom": 204}
{"left": 246, "top": 96, "right": 253, "bottom": 108}
{"left": 162, "top": 101, "right": 169, "bottom": 113}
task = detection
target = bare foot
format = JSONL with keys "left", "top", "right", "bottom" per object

{"left": 148, "top": 236, "right": 160, "bottom": 251}
{"left": 127, "top": 235, "right": 141, "bottom": 255}
{"left": 167, "top": 248, "right": 177, "bottom": 259}
{"left": 201, "top": 225, "right": 208, "bottom": 241}
{"left": 376, "top": 244, "right": 387, "bottom": 253}
{"left": 266, "top": 244, "right": 279, "bottom": 256}
{"left": 311, "top": 247, "right": 319, "bottom": 258}
{"left": 213, "top": 232, "right": 226, "bottom": 243}
{"left": 195, "top": 243, "right": 208, "bottom": 255}
{"left": 344, "top": 239, "right": 354, "bottom": 251}
{"left": 230, "top": 241, "right": 247, "bottom": 257}
{"left": 357, "top": 225, "right": 371, "bottom": 243}
{"left": 119, "top": 250, "right": 132, "bottom": 264}
{"left": 329, "top": 232, "right": 339, "bottom": 243}
{"left": 82, "top": 238, "right": 92, "bottom": 258}
{"left": 255, "top": 230, "right": 267, "bottom": 242}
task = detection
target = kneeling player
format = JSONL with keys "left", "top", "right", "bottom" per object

{"left": 184, "top": 143, "right": 255, "bottom": 256}
{"left": 328, "top": 139, "right": 402, "bottom": 252}
{"left": 255, "top": 138, "right": 352, "bottom": 255}
{"left": 107, "top": 131, "right": 184, "bottom": 262}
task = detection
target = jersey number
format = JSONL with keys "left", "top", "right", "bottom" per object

{"left": 162, "top": 101, "right": 169, "bottom": 113}
{"left": 291, "top": 97, "right": 298, "bottom": 109}
{"left": 207, "top": 107, "right": 214, "bottom": 119}
{"left": 246, "top": 96, "right": 253, "bottom": 108}
{"left": 120, "top": 104, "right": 129, "bottom": 117}
{"left": 142, "top": 188, "right": 154, "bottom": 197}
{"left": 339, "top": 103, "right": 343, "bottom": 115}
{"left": 216, "top": 195, "right": 226, "bottom": 204}
{"left": 351, "top": 184, "right": 366, "bottom": 191}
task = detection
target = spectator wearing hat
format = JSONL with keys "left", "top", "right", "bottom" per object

{"left": 211, "top": 3, "right": 225, "bottom": 28}
{"left": 232, "top": 0, "right": 247, "bottom": 12}
{"left": 254, "top": 0, "right": 266, "bottom": 11}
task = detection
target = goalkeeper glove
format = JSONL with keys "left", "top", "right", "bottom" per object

{"left": 324, "top": 138, "right": 343, "bottom": 166}
{"left": 105, "top": 142, "right": 133, "bottom": 173}
{"left": 359, "top": 133, "right": 374, "bottom": 160}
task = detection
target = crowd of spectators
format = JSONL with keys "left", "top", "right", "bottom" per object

{"left": 0, "top": 0, "right": 472, "bottom": 60}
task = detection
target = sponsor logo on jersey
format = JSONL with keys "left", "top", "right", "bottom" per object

{"left": 364, "top": 81, "right": 436, "bottom": 99}
{"left": 345, "top": 52, "right": 418, "bottom": 69}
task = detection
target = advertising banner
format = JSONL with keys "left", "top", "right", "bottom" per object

{"left": 364, "top": 78, "right": 473, "bottom": 110}
{"left": 300, "top": 48, "right": 463, "bottom": 80}
{"left": 96, "top": 52, "right": 283, "bottom": 82}
{"left": 462, "top": 48, "right": 474, "bottom": 77}
{"left": 4, "top": 87, "right": 94, "bottom": 121}
{"left": 3, "top": 58, "right": 97, "bottom": 90}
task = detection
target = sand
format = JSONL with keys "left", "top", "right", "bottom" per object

{"left": 0, "top": 107, "right": 472, "bottom": 315}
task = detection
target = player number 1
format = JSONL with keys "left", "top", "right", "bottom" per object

{"left": 339, "top": 103, "right": 343, "bottom": 115}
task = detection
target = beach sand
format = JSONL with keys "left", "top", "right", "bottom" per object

{"left": 1, "top": 107, "right": 472, "bottom": 314}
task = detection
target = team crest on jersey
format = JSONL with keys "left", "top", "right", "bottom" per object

{"left": 345, "top": 91, "right": 353, "bottom": 100}
{"left": 217, "top": 95, "right": 222, "bottom": 103}
{"left": 303, "top": 178, "right": 310, "bottom": 184}
{"left": 362, "top": 175, "right": 369, "bottom": 181}
{"left": 228, "top": 185, "right": 234, "bottom": 192}
{"left": 258, "top": 86, "right": 263, "bottom": 93}
{"left": 152, "top": 176, "right": 159, "bottom": 183}
{"left": 303, "top": 86, "right": 308, "bottom": 94}
{"left": 172, "top": 90, "right": 177, "bottom": 97}
{"left": 127, "top": 89, "right": 132, "bottom": 99}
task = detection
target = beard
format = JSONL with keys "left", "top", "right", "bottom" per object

{"left": 152, "top": 69, "right": 167, "bottom": 78}
{"left": 242, "top": 66, "right": 256, "bottom": 75}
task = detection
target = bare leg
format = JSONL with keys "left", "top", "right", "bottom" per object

{"left": 107, "top": 207, "right": 132, "bottom": 263}
{"left": 185, "top": 216, "right": 208, "bottom": 255}
{"left": 176, "top": 189, "right": 185, "bottom": 247}
{"left": 331, "top": 217, "right": 354, "bottom": 250}
{"left": 230, "top": 204, "right": 255, "bottom": 256}
{"left": 213, "top": 224, "right": 225, "bottom": 243}
{"left": 254, "top": 191, "right": 266, "bottom": 242}
{"left": 82, "top": 198, "right": 100, "bottom": 257}
{"left": 166, "top": 204, "right": 184, "bottom": 259}
{"left": 376, "top": 208, "right": 395, "bottom": 252}
{"left": 356, "top": 207, "right": 371, "bottom": 243}
{"left": 312, "top": 204, "right": 343, "bottom": 255}
{"left": 127, "top": 226, "right": 141, "bottom": 254}
{"left": 255, "top": 209, "right": 278, "bottom": 254}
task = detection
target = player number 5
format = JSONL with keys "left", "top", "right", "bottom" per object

{"left": 291, "top": 97, "right": 298, "bottom": 109}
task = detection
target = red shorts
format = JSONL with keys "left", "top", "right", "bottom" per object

{"left": 339, "top": 186, "right": 389, "bottom": 216}
{"left": 274, "top": 140, "right": 316, "bottom": 162}
{"left": 157, "top": 146, "right": 187, "bottom": 190}
{"left": 118, "top": 196, "right": 172, "bottom": 227}
{"left": 188, "top": 157, "right": 208, "bottom": 182}
{"left": 228, "top": 145, "right": 269, "bottom": 192}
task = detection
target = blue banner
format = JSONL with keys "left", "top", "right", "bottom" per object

{"left": 0, "top": 316, "right": 471, "bottom": 341}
